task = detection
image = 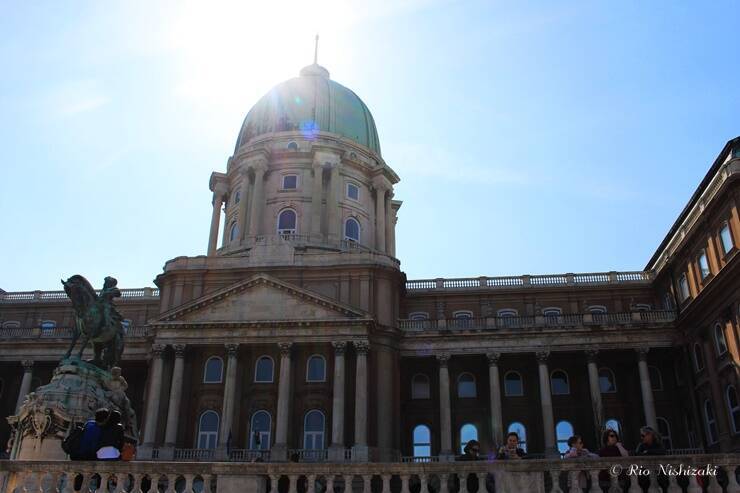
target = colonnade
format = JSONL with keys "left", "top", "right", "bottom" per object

{"left": 140, "top": 340, "right": 370, "bottom": 461}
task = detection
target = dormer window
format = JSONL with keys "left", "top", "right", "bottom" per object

{"left": 347, "top": 183, "right": 360, "bottom": 201}
{"left": 282, "top": 175, "right": 298, "bottom": 190}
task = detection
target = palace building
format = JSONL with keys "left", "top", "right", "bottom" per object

{"left": 1, "top": 61, "right": 739, "bottom": 464}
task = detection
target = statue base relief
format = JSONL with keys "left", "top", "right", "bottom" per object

{"left": 6, "top": 357, "right": 138, "bottom": 460}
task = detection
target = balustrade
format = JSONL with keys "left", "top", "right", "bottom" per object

{"left": 406, "top": 271, "right": 654, "bottom": 291}
{"left": 1, "top": 456, "right": 738, "bottom": 493}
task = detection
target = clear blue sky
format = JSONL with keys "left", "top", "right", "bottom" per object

{"left": 1, "top": 1, "right": 738, "bottom": 291}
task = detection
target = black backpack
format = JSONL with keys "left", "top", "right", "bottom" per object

{"left": 62, "top": 423, "right": 84, "bottom": 457}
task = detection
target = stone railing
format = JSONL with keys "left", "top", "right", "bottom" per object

{"left": 0, "top": 288, "right": 160, "bottom": 303}
{"left": 399, "top": 310, "right": 677, "bottom": 332}
{"left": 405, "top": 271, "right": 654, "bottom": 292}
{"left": 0, "top": 326, "right": 150, "bottom": 340}
{"left": 1, "top": 455, "right": 738, "bottom": 492}
{"left": 238, "top": 234, "right": 375, "bottom": 254}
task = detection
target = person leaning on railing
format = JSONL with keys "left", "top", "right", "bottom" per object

{"left": 598, "top": 429, "right": 629, "bottom": 489}
{"left": 496, "top": 432, "right": 526, "bottom": 460}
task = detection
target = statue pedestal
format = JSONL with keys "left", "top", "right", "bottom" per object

{"left": 7, "top": 358, "right": 138, "bottom": 460}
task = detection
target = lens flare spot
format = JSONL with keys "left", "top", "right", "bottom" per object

{"left": 300, "top": 120, "right": 319, "bottom": 140}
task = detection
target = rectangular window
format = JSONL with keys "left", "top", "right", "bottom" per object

{"left": 282, "top": 175, "right": 297, "bottom": 189}
{"left": 720, "top": 224, "right": 734, "bottom": 255}
{"left": 678, "top": 274, "right": 690, "bottom": 301}
{"left": 347, "top": 183, "right": 359, "bottom": 201}
{"left": 698, "top": 251, "right": 710, "bottom": 279}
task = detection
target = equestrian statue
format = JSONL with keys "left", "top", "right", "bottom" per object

{"left": 61, "top": 275, "right": 125, "bottom": 369}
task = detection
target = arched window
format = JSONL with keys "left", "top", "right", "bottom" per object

{"left": 287, "top": 141, "right": 298, "bottom": 151}
{"left": 249, "top": 410, "right": 271, "bottom": 450}
{"left": 2, "top": 321, "right": 20, "bottom": 329}
{"left": 344, "top": 217, "right": 360, "bottom": 243}
{"left": 657, "top": 417, "right": 672, "bottom": 450}
{"left": 633, "top": 303, "right": 652, "bottom": 311}
{"left": 452, "top": 310, "right": 473, "bottom": 329}
{"left": 409, "top": 312, "right": 429, "bottom": 321}
{"left": 306, "top": 355, "right": 326, "bottom": 382}
{"left": 303, "top": 410, "right": 325, "bottom": 450}
{"left": 413, "top": 424, "right": 431, "bottom": 458}
{"left": 550, "top": 370, "right": 570, "bottom": 395}
{"left": 599, "top": 368, "right": 617, "bottom": 393}
{"left": 714, "top": 324, "right": 728, "bottom": 356}
{"left": 587, "top": 305, "right": 607, "bottom": 314}
{"left": 704, "top": 400, "right": 718, "bottom": 444}
{"left": 663, "top": 292, "right": 674, "bottom": 310}
{"left": 726, "top": 386, "right": 740, "bottom": 434}
{"left": 507, "top": 422, "right": 527, "bottom": 452}
{"left": 412, "top": 374, "right": 430, "bottom": 399}
{"left": 197, "top": 411, "right": 219, "bottom": 449}
{"left": 504, "top": 371, "right": 524, "bottom": 396}
{"left": 121, "top": 319, "right": 132, "bottom": 334}
{"left": 497, "top": 309, "right": 518, "bottom": 317}
{"left": 648, "top": 366, "right": 663, "bottom": 391}
{"left": 719, "top": 223, "right": 734, "bottom": 255}
{"left": 277, "top": 209, "right": 297, "bottom": 235}
{"left": 497, "top": 309, "right": 518, "bottom": 328}
{"left": 254, "top": 356, "right": 274, "bottom": 383}
{"left": 678, "top": 274, "right": 690, "bottom": 301}
{"left": 459, "top": 423, "right": 478, "bottom": 454}
{"left": 556, "top": 421, "right": 574, "bottom": 454}
{"left": 457, "top": 373, "right": 477, "bottom": 398}
{"left": 542, "top": 307, "right": 562, "bottom": 316}
{"left": 229, "top": 222, "right": 239, "bottom": 242}
{"left": 604, "top": 418, "right": 621, "bottom": 437}
{"left": 203, "top": 357, "right": 223, "bottom": 383}
{"left": 698, "top": 250, "right": 710, "bottom": 279}
{"left": 693, "top": 343, "right": 705, "bottom": 372}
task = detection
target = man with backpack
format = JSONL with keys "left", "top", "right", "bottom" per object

{"left": 66, "top": 408, "right": 109, "bottom": 460}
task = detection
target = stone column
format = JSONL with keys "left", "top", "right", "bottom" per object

{"left": 585, "top": 349, "right": 604, "bottom": 447}
{"left": 375, "top": 186, "right": 386, "bottom": 252}
{"left": 536, "top": 351, "right": 557, "bottom": 457}
{"left": 207, "top": 191, "right": 225, "bottom": 255}
{"left": 273, "top": 342, "right": 293, "bottom": 461}
{"left": 310, "top": 160, "right": 324, "bottom": 240}
{"left": 163, "top": 344, "right": 187, "bottom": 455}
{"left": 329, "top": 341, "right": 347, "bottom": 460}
{"left": 219, "top": 344, "right": 239, "bottom": 455}
{"left": 438, "top": 354, "right": 453, "bottom": 458}
{"left": 327, "top": 165, "right": 340, "bottom": 242}
{"left": 236, "top": 168, "right": 251, "bottom": 243}
{"left": 636, "top": 348, "right": 658, "bottom": 431}
{"left": 15, "top": 360, "right": 34, "bottom": 413}
{"left": 142, "top": 344, "right": 166, "bottom": 448}
{"left": 248, "top": 162, "right": 267, "bottom": 237}
{"left": 388, "top": 209, "right": 397, "bottom": 257}
{"left": 487, "top": 353, "right": 503, "bottom": 447}
{"left": 353, "top": 341, "right": 369, "bottom": 460}
{"left": 385, "top": 191, "right": 394, "bottom": 254}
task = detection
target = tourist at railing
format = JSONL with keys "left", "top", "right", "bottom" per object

{"left": 97, "top": 410, "right": 124, "bottom": 461}
{"left": 564, "top": 435, "right": 598, "bottom": 491}
{"left": 496, "top": 432, "right": 526, "bottom": 460}
{"left": 72, "top": 409, "right": 108, "bottom": 460}
{"left": 634, "top": 425, "right": 666, "bottom": 456}
{"left": 598, "top": 428, "right": 629, "bottom": 489}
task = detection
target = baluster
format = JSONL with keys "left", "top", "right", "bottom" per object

{"left": 288, "top": 475, "right": 298, "bottom": 493}
{"left": 608, "top": 470, "right": 621, "bottom": 493}
{"left": 60, "top": 471, "right": 74, "bottom": 493}
{"left": 647, "top": 467, "right": 661, "bottom": 493}
{"left": 79, "top": 472, "right": 92, "bottom": 493}
{"left": 726, "top": 464, "right": 740, "bottom": 493}
{"left": 129, "top": 474, "right": 142, "bottom": 493}
{"left": 307, "top": 475, "right": 316, "bottom": 493}
{"left": 183, "top": 475, "right": 195, "bottom": 493}
{"left": 665, "top": 474, "right": 681, "bottom": 493}
{"left": 269, "top": 475, "right": 280, "bottom": 493}
{"left": 343, "top": 475, "right": 353, "bottom": 493}
{"left": 362, "top": 475, "right": 372, "bottom": 493}
{"left": 476, "top": 473, "right": 487, "bottom": 493}
{"left": 707, "top": 474, "right": 724, "bottom": 493}
{"left": 400, "top": 475, "right": 411, "bottom": 493}
{"left": 588, "top": 470, "right": 600, "bottom": 493}
{"left": 549, "top": 469, "right": 563, "bottom": 493}
{"left": 686, "top": 473, "right": 702, "bottom": 493}
{"left": 626, "top": 472, "right": 642, "bottom": 493}
{"left": 567, "top": 470, "right": 580, "bottom": 493}
{"left": 48, "top": 471, "right": 63, "bottom": 493}
{"left": 458, "top": 473, "right": 468, "bottom": 493}
{"left": 26, "top": 471, "right": 42, "bottom": 493}
{"left": 438, "top": 474, "right": 449, "bottom": 493}
{"left": 115, "top": 473, "right": 127, "bottom": 493}
{"left": 202, "top": 474, "right": 213, "bottom": 493}
{"left": 380, "top": 474, "right": 391, "bottom": 493}
{"left": 167, "top": 474, "right": 178, "bottom": 493}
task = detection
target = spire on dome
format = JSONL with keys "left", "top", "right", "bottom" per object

{"left": 300, "top": 34, "right": 330, "bottom": 78}
{"left": 314, "top": 34, "right": 319, "bottom": 65}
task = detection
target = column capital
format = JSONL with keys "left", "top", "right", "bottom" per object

{"left": 225, "top": 343, "right": 239, "bottom": 357}
{"left": 437, "top": 353, "right": 451, "bottom": 367}
{"left": 151, "top": 344, "right": 166, "bottom": 358}
{"left": 585, "top": 348, "right": 599, "bottom": 363}
{"left": 372, "top": 175, "right": 392, "bottom": 192}
{"left": 21, "top": 360, "right": 34, "bottom": 370}
{"left": 248, "top": 158, "right": 268, "bottom": 173}
{"left": 635, "top": 347, "right": 650, "bottom": 361}
{"left": 278, "top": 342, "right": 293, "bottom": 356}
{"left": 354, "top": 340, "right": 369, "bottom": 355}
{"left": 332, "top": 341, "right": 347, "bottom": 355}
{"left": 486, "top": 352, "right": 501, "bottom": 366}
{"left": 535, "top": 351, "right": 551, "bottom": 363}
{"left": 173, "top": 344, "right": 187, "bottom": 358}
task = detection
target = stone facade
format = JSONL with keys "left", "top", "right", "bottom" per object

{"left": 1, "top": 64, "right": 739, "bottom": 463}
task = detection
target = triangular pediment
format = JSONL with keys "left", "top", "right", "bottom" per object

{"left": 157, "top": 274, "right": 365, "bottom": 323}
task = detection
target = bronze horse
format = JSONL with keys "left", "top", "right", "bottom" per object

{"left": 62, "top": 275, "right": 125, "bottom": 369}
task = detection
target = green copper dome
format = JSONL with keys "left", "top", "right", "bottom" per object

{"left": 235, "top": 64, "right": 381, "bottom": 156}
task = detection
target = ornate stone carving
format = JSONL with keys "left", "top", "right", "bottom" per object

{"left": 278, "top": 342, "right": 293, "bottom": 356}
{"left": 437, "top": 354, "right": 450, "bottom": 367}
{"left": 585, "top": 348, "right": 599, "bottom": 363}
{"left": 332, "top": 341, "right": 347, "bottom": 355}
{"left": 635, "top": 347, "right": 650, "bottom": 361}
{"left": 354, "top": 340, "right": 369, "bottom": 355}
{"left": 21, "top": 360, "right": 34, "bottom": 371}
{"left": 535, "top": 351, "right": 550, "bottom": 363}
{"left": 486, "top": 352, "right": 501, "bottom": 366}
{"left": 225, "top": 343, "right": 239, "bottom": 357}
{"left": 173, "top": 344, "right": 187, "bottom": 358}
{"left": 151, "top": 344, "right": 166, "bottom": 358}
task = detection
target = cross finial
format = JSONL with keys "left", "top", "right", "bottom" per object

{"left": 314, "top": 34, "right": 319, "bottom": 65}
